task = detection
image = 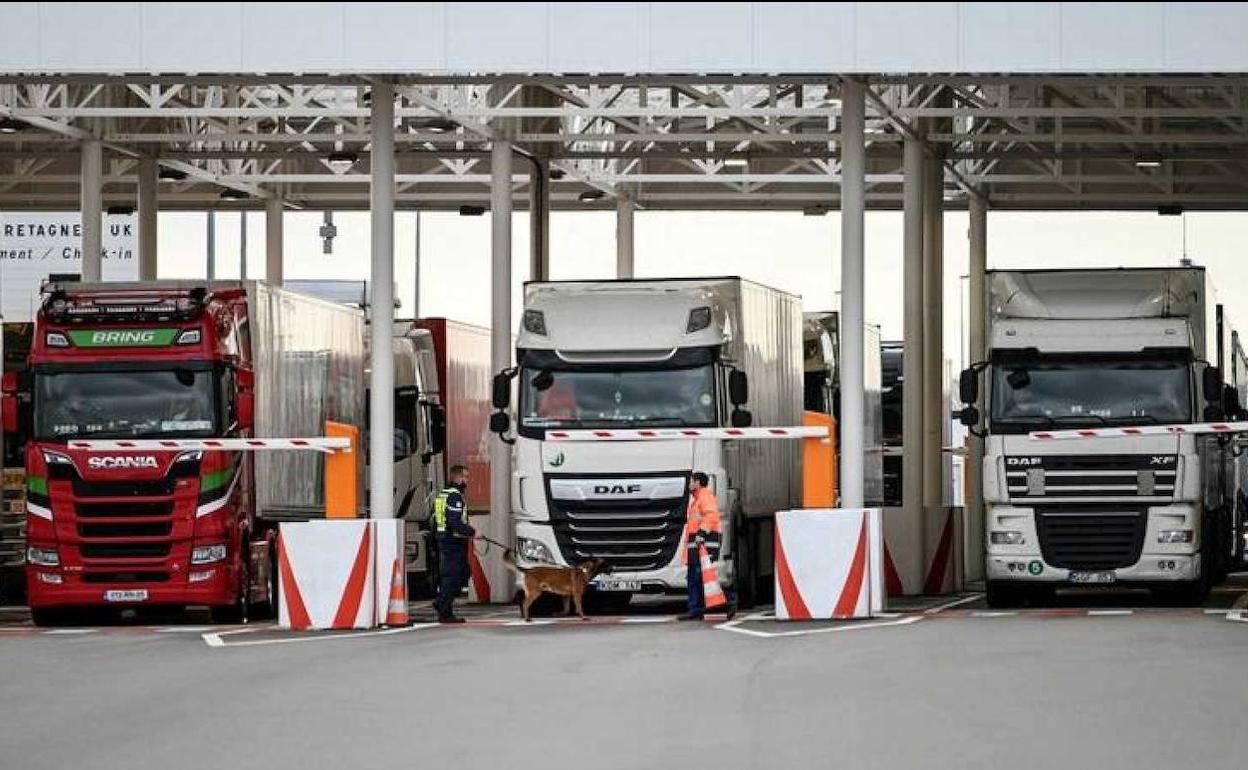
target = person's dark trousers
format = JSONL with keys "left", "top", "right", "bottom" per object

{"left": 435, "top": 536, "right": 469, "bottom": 618}
{"left": 686, "top": 556, "right": 704, "bottom": 616}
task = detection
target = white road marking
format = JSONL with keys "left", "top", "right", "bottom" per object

{"left": 503, "top": 619, "right": 555, "bottom": 626}
{"left": 714, "top": 615, "right": 922, "bottom": 639}
{"left": 1087, "top": 610, "right": 1133, "bottom": 617}
{"left": 620, "top": 616, "right": 676, "bottom": 624}
{"left": 971, "top": 611, "right": 1017, "bottom": 618}
{"left": 202, "top": 623, "right": 439, "bottom": 648}
{"left": 922, "top": 594, "right": 983, "bottom": 614}
{"left": 157, "top": 626, "right": 215, "bottom": 633}
{"left": 1226, "top": 591, "right": 1248, "bottom": 624}
{"left": 43, "top": 629, "right": 97, "bottom": 635}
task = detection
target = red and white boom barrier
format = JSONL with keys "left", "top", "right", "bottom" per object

{"left": 1029, "top": 421, "right": 1248, "bottom": 441}
{"left": 545, "top": 426, "right": 828, "bottom": 442}
{"left": 68, "top": 437, "right": 352, "bottom": 454}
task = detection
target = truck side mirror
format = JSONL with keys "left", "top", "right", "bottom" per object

{"left": 956, "top": 405, "right": 980, "bottom": 428}
{"left": 492, "top": 372, "right": 512, "bottom": 410}
{"left": 430, "top": 404, "right": 447, "bottom": 455}
{"left": 237, "top": 392, "right": 255, "bottom": 429}
{"left": 489, "top": 411, "right": 510, "bottom": 435}
{"left": 728, "top": 370, "right": 748, "bottom": 406}
{"left": 730, "top": 408, "right": 753, "bottom": 428}
{"left": 1203, "top": 366, "right": 1222, "bottom": 404}
{"left": 959, "top": 367, "right": 979, "bottom": 405}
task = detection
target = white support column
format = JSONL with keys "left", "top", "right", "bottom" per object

{"left": 239, "top": 211, "right": 248, "bottom": 281}
{"left": 80, "top": 139, "right": 103, "bottom": 282}
{"left": 838, "top": 78, "right": 866, "bottom": 509}
{"left": 922, "top": 154, "right": 944, "bottom": 520}
{"left": 206, "top": 210, "right": 216, "bottom": 281}
{"left": 137, "top": 156, "right": 158, "bottom": 280}
{"left": 490, "top": 138, "right": 514, "bottom": 544}
{"left": 902, "top": 135, "right": 927, "bottom": 585}
{"left": 369, "top": 81, "right": 396, "bottom": 520}
{"left": 616, "top": 193, "right": 635, "bottom": 279}
{"left": 966, "top": 195, "right": 988, "bottom": 583}
{"left": 265, "top": 196, "right": 283, "bottom": 285}
{"left": 529, "top": 159, "right": 550, "bottom": 281}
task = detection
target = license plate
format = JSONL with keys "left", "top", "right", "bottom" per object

{"left": 593, "top": 580, "right": 641, "bottom": 592}
{"left": 103, "top": 589, "right": 149, "bottom": 602}
{"left": 1067, "top": 571, "right": 1115, "bottom": 584}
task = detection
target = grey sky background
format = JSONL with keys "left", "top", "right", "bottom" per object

{"left": 147, "top": 209, "right": 1248, "bottom": 370}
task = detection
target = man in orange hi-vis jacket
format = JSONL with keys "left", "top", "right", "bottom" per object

{"left": 679, "top": 472, "right": 736, "bottom": 621}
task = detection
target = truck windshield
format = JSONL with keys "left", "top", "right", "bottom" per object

{"left": 34, "top": 368, "right": 218, "bottom": 440}
{"left": 520, "top": 365, "right": 717, "bottom": 429}
{"left": 990, "top": 358, "right": 1191, "bottom": 432}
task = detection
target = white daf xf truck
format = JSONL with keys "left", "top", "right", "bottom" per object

{"left": 958, "top": 267, "right": 1246, "bottom": 607}
{"left": 489, "top": 277, "right": 803, "bottom": 607}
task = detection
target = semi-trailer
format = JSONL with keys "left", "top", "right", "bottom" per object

{"left": 489, "top": 277, "right": 803, "bottom": 607}
{"left": 959, "top": 267, "right": 1246, "bottom": 606}
{"left": 3, "top": 281, "right": 368, "bottom": 625}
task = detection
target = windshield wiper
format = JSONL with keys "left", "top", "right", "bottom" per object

{"left": 996, "top": 414, "right": 1056, "bottom": 428}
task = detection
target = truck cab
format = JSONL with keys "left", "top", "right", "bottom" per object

{"left": 961, "top": 268, "right": 1245, "bottom": 606}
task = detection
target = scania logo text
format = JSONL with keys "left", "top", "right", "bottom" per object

{"left": 594, "top": 484, "right": 642, "bottom": 495}
{"left": 87, "top": 456, "right": 159, "bottom": 470}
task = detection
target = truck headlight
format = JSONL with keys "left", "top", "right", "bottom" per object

{"left": 42, "top": 450, "right": 74, "bottom": 467}
{"left": 1158, "top": 529, "right": 1193, "bottom": 544}
{"left": 191, "top": 544, "right": 227, "bottom": 564}
{"left": 517, "top": 537, "right": 553, "bottom": 563}
{"left": 991, "top": 531, "right": 1026, "bottom": 546}
{"left": 27, "top": 547, "right": 60, "bottom": 566}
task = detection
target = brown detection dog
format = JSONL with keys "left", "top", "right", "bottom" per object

{"left": 503, "top": 550, "right": 611, "bottom": 621}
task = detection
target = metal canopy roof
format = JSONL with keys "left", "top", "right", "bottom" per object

{"left": 3, "top": 73, "right": 1248, "bottom": 212}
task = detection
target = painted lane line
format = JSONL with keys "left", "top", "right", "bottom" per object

{"left": 1087, "top": 610, "right": 1134, "bottom": 617}
{"left": 923, "top": 593, "right": 984, "bottom": 614}
{"left": 971, "top": 611, "right": 1017, "bottom": 618}
{"left": 43, "top": 629, "right": 98, "bottom": 635}
{"left": 620, "top": 616, "right": 677, "bottom": 624}
{"left": 156, "top": 626, "right": 216, "bottom": 633}
{"left": 715, "top": 615, "right": 922, "bottom": 639}
{"left": 203, "top": 623, "right": 439, "bottom": 648}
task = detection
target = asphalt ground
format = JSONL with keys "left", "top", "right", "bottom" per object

{"left": 2, "top": 579, "right": 1246, "bottom": 770}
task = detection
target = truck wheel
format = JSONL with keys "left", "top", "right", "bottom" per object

{"left": 246, "top": 541, "right": 280, "bottom": 621}
{"left": 733, "top": 514, "right": 757, "bottom": 609}
{"left": 985, "top": 581, "right": 1024, "bottom": 609}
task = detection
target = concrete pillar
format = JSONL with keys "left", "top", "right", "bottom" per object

{"left": 529, "top": 158, "right": 550, "bottom": 281}
{"left": 206, "top": 210, "right": 216, "bottom": 281}
{"left": 922, "top": 154, "right": 944, "bottom": 517}
{"left": 239, "top": 211, "right": 248, "bottom": 280}
{"left": 265, "top": 197, "right": 283, "bottom": 285}
{"left": 616, "top": 193, "right": 635, "bottom": 279}
{"left": 902, "top": 135, "right": 927, "bottom": 584}
{"left": 80, "top": 139, "right": 103, "bottom": 282}
{"left": 368, "top": 81, "right": 396, "bottom": 520}
{"left": 490, "top": 139, "right": 514, "bottom": 600}
{"left": 966, "top": 195, "right": 988, "bottom": 583}
{"left": 838, "top": 78, "right": 866, "bottom": 509}
{"left": 137, "top": 157, "right": 158, "bottom": 280}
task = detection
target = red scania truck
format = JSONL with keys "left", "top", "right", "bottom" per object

{"left": 1, "top": 281, "right": 366, "bottom": 625}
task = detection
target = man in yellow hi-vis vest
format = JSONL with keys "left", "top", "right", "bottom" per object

{"left": 432, "top": 464, "right": 476, "bottom": 623}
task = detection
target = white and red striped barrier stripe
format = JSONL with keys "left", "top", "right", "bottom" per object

{"left": 67, "top": 437, "right": 352, "bottom": 454}
{"left": 1029, "top": 421, "right": 1248, "bottom": 441}
{"left": 544, "top": 426, "right": 829, "bottom": 442}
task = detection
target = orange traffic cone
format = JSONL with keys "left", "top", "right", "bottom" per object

{"left": 698, "top": 544, "right": 727, "bottom": 610}
{"left": 384, "top": 559, "right": 408, "bottom": 626}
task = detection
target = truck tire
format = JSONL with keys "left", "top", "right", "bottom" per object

{"left": 985, "top": 581, "right": 1024, "bottom": 609}
{"left": 732, "top": 514, "right": 757, "bottom": 609}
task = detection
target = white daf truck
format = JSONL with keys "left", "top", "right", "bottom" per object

{"left": 959, "top": 267, "right": 1246, "bottom": 607}
{"left": 489, "top": 277, "right": 803, "bottom": 607}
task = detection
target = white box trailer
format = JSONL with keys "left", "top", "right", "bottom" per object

{"left": 497, "top": 277, "right": 803, "bottom": 606}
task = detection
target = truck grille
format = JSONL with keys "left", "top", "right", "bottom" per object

{"left": 1036, "top": 508, "right": 1147, "bottom": 571}
{"left": 546, "top": 477, "right": 688, "bottom": 572}
{"left": 1006, "top": 455, "right": 1177, "bottom": 500}
{"left": 80, "top": 543, "right": 171, "bottom": 559}
{"left": 76, "top": 501, "right": 174, "bottom": 518}
{"left": 73, "top": 477, "right": 176, "bottom": 498}
{"left": 78, "top": 522, "right": 173, "bottom": 538}
{"left": 82, "top": 571, "right": 170, "bottom": 584}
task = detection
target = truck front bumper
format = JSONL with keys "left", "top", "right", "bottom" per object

{"left": 986, "top": 553, "right": 1200, "bottom": 583}
{"left": 26, "top": 563, "right": 236, "bottom": 608}
{"left": 514, "top": 521, "right": 692, "bottom": 592}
